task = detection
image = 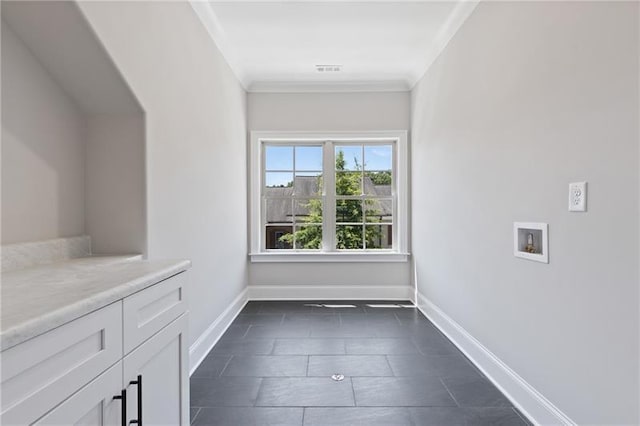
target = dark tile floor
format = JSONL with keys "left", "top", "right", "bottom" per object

{"left": 190, "top": 301, "right": 530, "bottom": 426}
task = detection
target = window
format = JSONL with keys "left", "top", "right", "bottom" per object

{"left": 250, "top": 132, "right": 408, "bottom": 262}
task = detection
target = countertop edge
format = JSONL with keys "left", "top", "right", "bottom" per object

{"left": 1, "top": 259, "right": 191, "bottom": 351}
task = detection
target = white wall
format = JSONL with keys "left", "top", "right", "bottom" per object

{"left": 248, "top": 92, "right": 411, "bottom": 294}
{"left": 79, "top": 2, "right": 248, "bottom": 351}
{"left": 1, "top": 22, "right": 86, "bottom": 244}
{"left": 411, "top": 2, "right": 639, "bottom": 424}
{"left": 86, "top": 115, "right": 146, "bottom": 255}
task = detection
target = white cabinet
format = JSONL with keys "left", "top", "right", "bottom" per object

{"left": 123, "top": 314, "right": 189, "bottom": 426}
{"left": 0, "top": 271, "right": 189, "bottom": 426}
{"left": 35, "top": 362, "right": 122, "bottom": 426}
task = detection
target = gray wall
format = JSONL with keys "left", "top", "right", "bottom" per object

{"left": 80, "top": 2, "right": 249, "bottom": 348}
{"left": 86, "top": 115, "right": 146, "bottom": 255}
{"left": 411, "top": 2, "right": 639, "bottom": 424}
{"left": 1, "top": 23, "right": 86, "bottom": 244}
{"left": 248, "top": 92, "right": 412, "bottom": 290}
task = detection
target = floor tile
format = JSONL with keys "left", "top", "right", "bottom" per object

{"left": 258, "top": 302, "right": 316, "bottom": 313}
{"left": 256, "top": 377, "right": 355, "bottom": 407}
{"left": 245, "top": 325, "right": 311, "bottom": 338}
{"left": 283, "top": 313, "right": 340, "bottom": 326}
{"left": 192, "top": 407, "right": 303, "bottom": 426}
{"left": 191, "top": 407, "right": 201, "bottom": 425}
{"left": 234, "top": 314, "right": 285, "bottom": 326}
{"left": 240, "top": 302, "right": 263, "bottom": 314}
{"left": 345, "top": 338, "right": 420, "bottom": 355}
{"left": 352, "top": 377, "right": 456, "bottom": 407}
{"left": 220, "top": 324, "right": 250, "bottom": 339}
{"left": 190, "top": 377, "right": 262, "bottom": 407}
{"left": 303, "top": 407, "right": 413, "bottom": 425}
{"left": 387, "top": 355, "right": 481, "bottom": 378}
{"left": 273, "top": 338, "right": 346, "bottom": 355}
{"left": 190, "top": 301, "right": 518, "bottom": 425}
{"left": 222, "top": 355, "right": 308, "bottom": 377}
{"left": 191, "top": 355, "right": 232, "bottom": 378}
{"left": 412, "top": 336, "right": 461, "bottom": 356}
{"left": 212, "top": 339, "right": 275, "bottom": 355}
{"left": 310, "top": 324, "right": 378, "bottom": 338}
{"left": 442, "top": 377, "right": 513, "bottom": 407}
{"left": 409, "top": 407, "right": 528, "bottom": 425}
{"left": 307, "top": 355, "right": 392, "bottom": 377}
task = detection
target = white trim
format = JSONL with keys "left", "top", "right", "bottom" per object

{"left": 410, "top": 0, "right": 480, "bottom": 89}
{"left": 415, "top": 291, "right": 575, "bottom": 426}
{"left": 189, "top": 1, "right": 249, "bottom": 90}
{"left": 250, "top": 131, "right": 409, "bottom": 257}
{"left": 248, "top": 285, "right": 414, "bottom": 301}
{"left": 248, "top": 80, "right": 410, "bottom": 93}
{"left": 250, "top": 252, "right": 409, "bottom": 263}
{"left": 188, "top": 288, "right": 248, "bottom": 375}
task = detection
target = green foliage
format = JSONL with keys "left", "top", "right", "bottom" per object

{"left": 279, "top": 149, "right": 386, "bottom": 250}
{"left": 367, "top": 171, "right": 392, "bottom": 185}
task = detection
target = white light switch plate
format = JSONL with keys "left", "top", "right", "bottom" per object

{"left": 569, "top": 182, "right": 587, "bottom": 212}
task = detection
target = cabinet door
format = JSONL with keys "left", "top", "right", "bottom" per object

{"left": 123, "top": 313, "right": 189, "bottom": 426}
{"left": 34, "top": 361, "right": 122, "bottom": 426}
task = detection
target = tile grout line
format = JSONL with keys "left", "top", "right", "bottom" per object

{"left": 439, "top": 377, "right": 461, "bottom": 408}
{"left": 218, "top": 355, "right": 234, "bottom": 377}
{"left": 190, "top": 407, "right": 201, "bottom": 425}
{"left": 349, "top": 376, "right": 358, "bottom": 408}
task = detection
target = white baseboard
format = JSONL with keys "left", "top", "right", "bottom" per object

{"left": 415, "top": 291, "right": 575, "bottom": 426}
{"left": 247, "top": 285, "right": 414, "bottom": 301}
{"left": 189, "top": 288, "right": 248, "bottom": 375}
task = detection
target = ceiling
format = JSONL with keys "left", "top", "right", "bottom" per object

{"left": 192, "top": 1, "right": 479, "bottom": 92}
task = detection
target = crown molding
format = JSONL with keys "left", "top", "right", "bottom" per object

{"left": 248, "top": 80, "right": 411, "bottom": 93}
{"left": 410, "top": 0, "right": 480, "bottom": 89}
{"left": 190, "top": 0, "right": 249, "bottom": 90}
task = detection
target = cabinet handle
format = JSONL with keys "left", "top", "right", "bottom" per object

{"left": 129, "top": 375, "right": 143, "bottom": 426}
{"left": 113, "top": 389, "right": 127, "bottom": 426}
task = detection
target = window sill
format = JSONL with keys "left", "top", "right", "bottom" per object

{"left": 249, "top": 252, "right": 410, "bottom": 263}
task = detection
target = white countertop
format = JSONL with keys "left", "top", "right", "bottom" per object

{"left": 1, "top": 255, "right": 191, "bottom": 351}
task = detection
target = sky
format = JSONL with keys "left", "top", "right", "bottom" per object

{"left": 265, "top": 145, "right": 392, "bottom": 187}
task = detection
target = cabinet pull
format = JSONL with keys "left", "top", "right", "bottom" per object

{"left": 129, "top": 374, "right": 143, "bottom": 426}
{"left": 113, "top": 389, "right": 127, "bottom": 426}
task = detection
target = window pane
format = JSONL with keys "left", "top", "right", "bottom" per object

{"left": 266, "top": 225, "right": 293, "bottom": 249}
{"left": 265, "top": 172, "right": 293, "bottom": 188}
{"left": 336, "top": 171, "right": 362, "bottom": 196}
{"left": 365, "top": 225, "right": 392, "bottom": 249}
{"left": 336, "top": 225, "right": 363, "bottom": 249}
{"left": 295, "top": 198, "right": 322, "bottom": 224}
{"left": 294, "top": 172, "right": 322, "bottom": 196}
{"left": 336, "top": 199, "right": 362, "bottom": 223}
{"left": 265, "top": 146, "right": 293, "bottom": 170}
{"left": 364, "top": 145, "right": 392, "bottom": 171}
{"left": 265, "top": 198, "right": 293, "bottom": 225}
{"left": 364, "top": 171, "right": 392, "bottom": 196}
{"left": 295, "top": 146, "right": 322, "bottom": 170}
{"left": 294, "top": 225, "right": 322, "bottom": 249}
{"left": 335, "top": 146, "right": 362, "bottom": 171}
{"left": 365, "top": 199, "right": 392, "bottom": 223}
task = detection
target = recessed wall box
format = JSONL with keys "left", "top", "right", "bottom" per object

{"left": 513, "top": 222, "right": 548, "bottom": 263}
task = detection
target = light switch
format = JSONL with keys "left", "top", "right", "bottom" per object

{"left": 568, "top": 182, "right": 587, "bottom": 212}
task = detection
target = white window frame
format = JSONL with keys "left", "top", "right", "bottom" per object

{"left": 250, "top": 131, "right": 409, "bottom": 263}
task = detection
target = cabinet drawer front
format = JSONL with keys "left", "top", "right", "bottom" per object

{"left": 1, "top": 302, "right": 123, "bottom": 425}
{"left": 123, "top": 272, "right": 186, "bottom": 354}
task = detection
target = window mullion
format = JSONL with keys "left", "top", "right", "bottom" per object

{"left": 323, "top": 141, "right": 336, "bottom": 252}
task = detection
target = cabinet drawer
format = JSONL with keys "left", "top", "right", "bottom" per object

{"left": 123, "top": 272, "right": 186, "bottom": 354}
{"left": 0, "top": 302, "right": 122, "bottom": 425}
